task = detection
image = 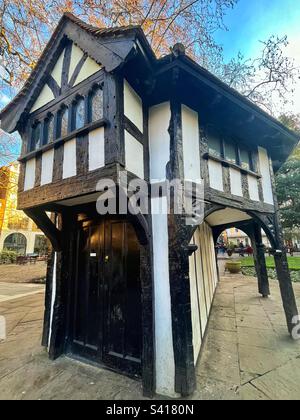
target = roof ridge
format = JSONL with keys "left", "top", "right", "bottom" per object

{"left": 63, "top": 12, "right": 142, "bottom": 35}
{"left": 0, "top": 13, "right": 143, "bottom": 118}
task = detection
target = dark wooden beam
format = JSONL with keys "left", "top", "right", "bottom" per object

{"left": 249, "top": 223, "right": 270, "bottom": 298}
{"left": 24, "top": 208, "right": 62, "bottom": 251}
{"left": 61, "top": 41, "right": 72, "bottom": 91}
{"left": 68, "top": 53, "right": 88, "bottom": 88}
{"left": 47, "top": 76, "right": 61, "bottom": 98}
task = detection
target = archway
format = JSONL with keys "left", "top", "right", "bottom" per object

{"left": 3, "top": 233, "right": 27, "bottom": 255}
{"left": 190, "top": 205, "right": 299, "bottom": 335}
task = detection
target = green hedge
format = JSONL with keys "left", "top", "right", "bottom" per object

{"left": 0, "top": 251, "right": 18, "bottom": 265}
{"left": 241, "top": 256, "right": 300, "bottom": 271}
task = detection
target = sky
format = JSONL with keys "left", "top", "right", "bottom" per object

{"left": 0, "top": 0, "right": 300, "bottom": 166}
{"left": 214, "top": 0, "right": 300, "bottom": 114}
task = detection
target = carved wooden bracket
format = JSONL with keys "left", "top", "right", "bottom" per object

{"left": 24, "top": 209, "right": 62, "bottom": 251}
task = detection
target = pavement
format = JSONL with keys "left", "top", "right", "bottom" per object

{"left": 0, "top": 262, "right": 47, "bottom": 284}
{"left": 1, "top": 272, "right": 300, "bottom": 400}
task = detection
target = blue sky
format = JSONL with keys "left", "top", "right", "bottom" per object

{"left": 1, "top": 1, "right": 300, "bottom": 129}
{"left": 215, "top": 0, "right": 300, "bottom": 61}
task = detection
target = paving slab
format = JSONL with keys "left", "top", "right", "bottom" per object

{"left": 1, "top": 270, "right": 300, "bottom": 400}
{"left": 249, "top": 358, "right": 300, "bottom": 400}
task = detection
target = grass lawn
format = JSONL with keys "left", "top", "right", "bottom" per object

{"left": 240, "top": 256, "right": 300, "bottom": 271}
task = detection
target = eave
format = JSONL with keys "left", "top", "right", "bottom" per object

{"left": 154, "top": 55, "right": 299, "bottom": 171}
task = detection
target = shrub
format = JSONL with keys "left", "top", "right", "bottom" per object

{"left": 0, "top": 250, "right": 18, "bottom": 265}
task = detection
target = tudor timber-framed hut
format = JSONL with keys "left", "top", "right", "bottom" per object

{"left": 1, "top": 13, "right": 299, "bottom": 398}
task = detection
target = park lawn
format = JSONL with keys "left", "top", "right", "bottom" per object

{"left": 241, "top": 256, "right": 300, "bottom": 271}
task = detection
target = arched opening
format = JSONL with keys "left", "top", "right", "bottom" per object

{"left": 3, "top": 233, "right": 27, "bottom": 255}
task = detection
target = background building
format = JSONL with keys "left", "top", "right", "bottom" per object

{"left": 0, "top": 162, "right": 47, "bottom": 255}
{"left": 221, "top": 227, "right": 270, "bottom": 247}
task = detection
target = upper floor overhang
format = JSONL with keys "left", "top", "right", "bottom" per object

{"left": 1, "top": 13, "right": 298, "bottom": 173}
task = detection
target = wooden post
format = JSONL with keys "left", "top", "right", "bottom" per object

{"left": 268, "top": 158, "right": 299, "bottom": 336}
{"left": 252, "top": 224, "right": 270, "bottom": 298}
{"left": 274, "top": 250, "right": 299, "bottom": 335}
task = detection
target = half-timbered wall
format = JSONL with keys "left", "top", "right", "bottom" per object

{"left": 149, "top": 101, "right": 178, "bottom": 397}
{"left": 181, "top": 105, "right": 201, "bottom": 182}
{"left": 149, "top": 103, "right": 171, "bottom": 182}
{"left": 189, "top": 222, "right": 218, "bottom": 363}
{"left": 30, "top": 42, "right": 102, "bottom": 114}
{"left": 258, "top": 146, "right": 274, "bottom": 205}
{"left": 124, "top": 80, "right": 145, "bottom": 179}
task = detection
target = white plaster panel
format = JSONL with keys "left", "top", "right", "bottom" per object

{"left": 124, "top": 130, "right": 144, "bottom": 179}
{"left": 248, "top": 175, "right": 260, "bottom": 202}
{"left": 181, "top": 105, "right": 201, "bottom": 182}
{"left": 208, "top": 160, "right": 223, "bottom": 191}
{"left": 189, "top": 238, "right": 202, "bottom": 363}
{"left": 69, "top": 43, "right": 84, "bottom": 82}
{"left": 63, "top": 139, "right": 77, "bottom": 179}
{"left": 74, "top": 57, "right": 102, "bottom": 86}
{"left": 230, "top": 167, "right": 243, "bottom": 197}
{"left": 41, "top": 149, "right": 54, "bottom": 186}
{"left": 151, "top": 196, "right": 178, "bottom": 397}
{"left": 206, "top": 208, "right": 251, "bottom": 227}
{"left": 258, "top": 147, "right": 274, "bottom": 205}
{"left": 48, "top": 252, "right": 57, "bottom": 348}
{"left": 30, "top": 84, "right": 55, "bottom": 113}
{"left": 51, "top": 49, "right": 64, "bottom": 86}
{"left": 124, "top": 80, "right": 143, "bottom": 133}
{"left": 149, "top": 102, "right": 171, "bottom": 182}
{"left": 88, "top": 127, "right": 105, "bottom": 171}
{"left": 190, "top": 222, "right": 218, "bottom": 364}
{"left": 24, "top": 159, "right": 36, "bottom": 191}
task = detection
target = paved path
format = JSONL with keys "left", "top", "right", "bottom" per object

{"left": 0, "top": 283, "right": 44, "bottom": 303}
{"left": 1, "top": 274, "right": 300, "bottom": 400}
{"left": 0, "top": 262, "right": 47, "bottom": 284}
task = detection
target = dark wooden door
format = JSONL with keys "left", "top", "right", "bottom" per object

{"left": 70, "top": 218, "right": 142, "bottom": 376}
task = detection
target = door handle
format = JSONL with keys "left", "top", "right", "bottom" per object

{"left": 104, "top": 255, "right": 109, "bottom": 263}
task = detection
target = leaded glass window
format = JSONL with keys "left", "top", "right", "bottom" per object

{"left": 90, "top": 88, "right": 103, "bottom": 122}
{"left": 30, "top": 122, "right": 41, "bottom": 151}
{"left": 74, "top": 98, "right": 85, "bottom": 130}
{"left": 59, "top": 107, "right": 69, "bottom": 138}
{"left": 225, "top": 142, "right": 237, "bottom": 164}
{"left": 208, "top": 131, "right": 222, "bottom": 158}
{"left": 240, "top": 147, "right": 251, "bottom": 170}
{"left": 44, "top": 115, "right": 54, "bottom": 145}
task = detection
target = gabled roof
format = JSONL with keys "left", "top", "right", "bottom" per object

{"left": 1, "top": 12, "right": 298, "bottom": 169}
{"left": 0, "top": 13, "right": 155, "bottom": 133}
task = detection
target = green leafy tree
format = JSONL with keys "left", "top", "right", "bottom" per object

{"left": 276, "top": 114, "right": 300, "bottom": 229}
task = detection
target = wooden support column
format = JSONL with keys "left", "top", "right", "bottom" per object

{"left": 251, "top": 223, "right": 270, "bottom": 298}
{"left": 167, "top": 94, "right": 196, "bottom": 396}
{"left": 267, "top": 158, "right": 299, "bottom": 335}
{"left": 48, "top": 210, "right": 75, "bottom": 359}
{"left": 274, "top": 250, "right": 299, "bottom": 335}
{"left": 272, "top": 211, "right": 299, "bottom": 335}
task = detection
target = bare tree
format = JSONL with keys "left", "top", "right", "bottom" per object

{"left": 0, "top": 0, "right": 237, "bottom": 90}
{"left": 220, "top": 36, "right": 300, "bottom": 115}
